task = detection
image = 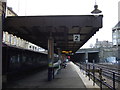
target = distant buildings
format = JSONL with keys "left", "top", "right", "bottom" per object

{"left": 1, "top": 2, "right": 46, "bottom": 53}
{"left": 0, "top": 1, "right": 7, "bottom": 17}
{"left": 112, "top": 21, "right": 120, "bottom": 46}
{"left": 0, "top": 1, "right": 5, "bottom": 16}
{"left": 7, "top": 7, "right": 18, "bottom": 16}
{"left": 94, "top": 21, "right": 120, "bottom": 48}
{"left": 94, "top": 38, "right": 113, "bottom": 48}
{"left": 0, "top": 1, "right": 17, "bottom": 16}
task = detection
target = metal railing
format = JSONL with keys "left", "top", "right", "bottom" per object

{"left": 76, "top": 63, "right": 120, "bottom": 90}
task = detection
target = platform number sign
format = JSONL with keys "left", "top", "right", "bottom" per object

{"left": 73, "top": 34, "right": 80, "bottom": 42}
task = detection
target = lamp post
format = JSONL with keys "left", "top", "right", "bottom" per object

{"left": 91, "top": 0, "right": 102, "bottom": 14}
{"left": 91, "top": 5, "right": 102, "bottom": 14}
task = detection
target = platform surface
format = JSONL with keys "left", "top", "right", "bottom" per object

{"left": 4, "top": 61, "right": 89, "bottom": 89}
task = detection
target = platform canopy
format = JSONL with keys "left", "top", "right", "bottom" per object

{"left": 4, "top": 15, "right": 103, "bottom": 53}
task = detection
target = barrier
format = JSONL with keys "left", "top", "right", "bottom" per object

{"left": 76, "top": 63, "right": 120, "bottom": 90}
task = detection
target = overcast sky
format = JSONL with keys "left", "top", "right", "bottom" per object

{"left": 7, "top": 0, "right": 120, "bottom": 48}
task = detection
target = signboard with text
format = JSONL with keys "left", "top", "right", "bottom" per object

{"left": 73, "top": 34, "right": 80, "bottom": 42}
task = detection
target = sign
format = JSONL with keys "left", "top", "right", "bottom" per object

{"left": 73, "top": 34, "right": 80, "bottom": 41}
{"left": 62, "top": 51, "right": 72, "bottom": 54}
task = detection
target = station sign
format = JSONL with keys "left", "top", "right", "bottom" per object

{"left": 73, "top": 34, "right": 80, "bottom": 42}
{"left": 62, "top": 50, "right": 72, "bottom": 54}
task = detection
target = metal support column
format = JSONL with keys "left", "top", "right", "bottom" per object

{"left": 0, "top": 11, "right": 2, "bottom": 90}
{"left": 1, "top": 1, "right": 7, "bottom": 89}
{"left": 48, "top": 36, "right": 54, "bottom": 81}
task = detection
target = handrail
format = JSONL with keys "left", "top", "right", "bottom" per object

{"left": 76, "top": 63, "right": 120, "bottom": 90}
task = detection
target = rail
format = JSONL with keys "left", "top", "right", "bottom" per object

{"left": 76, "top": 63, "right": 120, "bottom": 90}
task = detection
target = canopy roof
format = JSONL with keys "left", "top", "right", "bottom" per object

{"left": 4, "top": 15, "right": 103, "bottom": 53}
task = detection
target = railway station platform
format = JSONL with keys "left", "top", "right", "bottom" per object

{"left": 4, "top": 61, "right": 99, "bottom": 89}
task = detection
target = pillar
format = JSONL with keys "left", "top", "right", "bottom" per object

{"left": 48, "top": 36, "right": 54, "bottom": 81}
{"left": 1, "top": 1, "right": 7, "bottom": 89}
{"left": 0, "top": 11, "right": 2, "bottom": 90}
{"left": 85, "top": 52, "right": 88, "bottom": 63}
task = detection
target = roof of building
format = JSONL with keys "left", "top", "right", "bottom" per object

{"left": 113, "top": 21, "right": 120, "bottom": 30}
{"left": 7, "top": 7, "right": 18, "bottom": 16}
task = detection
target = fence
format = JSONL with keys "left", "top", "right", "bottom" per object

{"left": 76, "top": 63, "right": 120, "bottom": 90}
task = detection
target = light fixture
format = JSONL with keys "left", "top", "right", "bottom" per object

{"left": 91, "top": 0, "right": 102, "bottom": 14}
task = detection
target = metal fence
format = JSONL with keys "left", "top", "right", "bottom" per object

{"left": 76, "top": 63, "right": 120, "bottom": 90}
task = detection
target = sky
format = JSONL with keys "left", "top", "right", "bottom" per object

{"left": 7, "top": 0, "right": 120, "bottom": 48}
